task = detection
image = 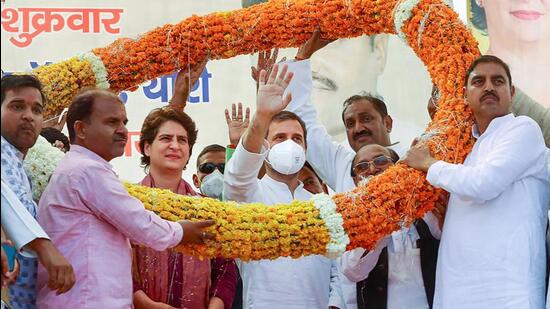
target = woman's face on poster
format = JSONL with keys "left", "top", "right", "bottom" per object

{"left": 481, "top": 0, "right": 550, "bottom": 42}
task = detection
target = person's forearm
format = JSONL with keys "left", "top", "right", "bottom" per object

{"left": 169, "top": 89, "right": 189, "bottom": 110}
{"left": 25, "top": 238, "right": 53, "bottom": 254}
{"left": 242, "top": 114, "right": 271, "bottom": 154}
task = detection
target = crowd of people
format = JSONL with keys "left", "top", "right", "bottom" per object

{"left": 1, "top": 30, "right": 549, "bottom": 309}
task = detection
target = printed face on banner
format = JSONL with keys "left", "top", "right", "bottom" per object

{"left": 468, "top": 0, "right": 550, "bottom": 108}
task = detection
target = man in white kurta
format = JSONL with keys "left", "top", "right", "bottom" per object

{"left": 405, "top": 55, "right": 550, "bottom": 308}
{"left": 224, "top": 64, "right": 343, "bottom": 309}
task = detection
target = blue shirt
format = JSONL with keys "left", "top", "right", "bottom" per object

{"left": 1, "top": 136, "right": 38, "bottom": 309}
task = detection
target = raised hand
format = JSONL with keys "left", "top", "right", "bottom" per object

{"left": 255, "top": 64, "right": 294, "bottom": 119}
{"left": 295, "top": 28, "right": 334, "bottom": 60}
{"left": 225, "top": 102, "right": 251, "bottom": 146}
{"left": 169, "top": 58, "right": 208, "bottom": 111}
{"left": 251, "top": 48, "right": 286, "bottom": 91}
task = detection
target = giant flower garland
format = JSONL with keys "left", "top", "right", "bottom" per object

{"left": 25, "top": 0, "right": 479, "bottom": 260}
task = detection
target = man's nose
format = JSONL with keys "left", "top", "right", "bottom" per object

{"left": 354, "top": 121, "right": 364, "bottom": 133}
{"left": 21, "top": 106, "right": 34, "bottom": 121}
{"left": 483, "top": 80, "right": 495, "bottom": 92}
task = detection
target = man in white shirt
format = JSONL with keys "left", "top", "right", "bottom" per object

{"left": 283, "top": 32, "right": 440, "bottom": 309}
{"left": 404, "top": 55, "right": 550, "bottom": 308}
{"left": 341, "top": 144, "right": 440, "bottom": 309}
{"left": 224, "top": 64, "right": 344, "bottom": 309}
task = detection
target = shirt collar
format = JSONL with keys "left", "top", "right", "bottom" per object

{"left": 262, "top": 173, "right": 306, "bottom": 195}
{"left": 69, "top": 144, "right": 113, "bottom": 170}
{"left": 472, "top": 113, "right": 514, "bottom": 139}
{"left": 1, "top": 136, "right": 24, "bottom": 161}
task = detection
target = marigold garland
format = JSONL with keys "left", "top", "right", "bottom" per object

{"left": 126, "top": 183, "right": 333, "bottom": 260}
{"left": 24, "top": 0, "right": 480, "bottom": 259}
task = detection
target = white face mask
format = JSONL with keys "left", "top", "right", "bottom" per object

{"left": 200, "top": 169, "right": 224, "bottom": 200}
{"left": 267, "top": 139, "right": 306, "bottom": 175}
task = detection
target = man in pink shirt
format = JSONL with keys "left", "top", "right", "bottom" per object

{"left": 36, "top": 88, "right": 214, "bottom": 309}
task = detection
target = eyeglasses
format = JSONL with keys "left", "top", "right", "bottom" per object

{"left": 198, "top": 162, "right": 225, "bottom": 174}
{"left": 351, "top": 155, "right": 393, "bottom": 177}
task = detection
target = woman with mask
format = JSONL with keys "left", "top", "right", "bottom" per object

{"left": 132, "top": 107, "right": 237, "bottom": 309}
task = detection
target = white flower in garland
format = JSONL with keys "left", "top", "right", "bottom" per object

{"left": 24, "top": 135, "right": 65, "bottom": 201}
{"left": 78, "top": 52, "right": 110, "bottom": 89}
{"left": 311, "top": 193, "right": 350, "bottom": 258}
{"left": 394, "top": 0, "right": 422, "bottom": 41}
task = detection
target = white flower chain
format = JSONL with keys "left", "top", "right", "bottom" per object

{"left": 79, "top": 52, "right": 110, "bottom": 89}
{"left": 24, "top": 135, "right": 65, "bottom": 201}
{"left": 311, "top": 193, "right": 350, "bottom": 258}
{"left": 393, "top": 0, "right": 422, "bottom": 41}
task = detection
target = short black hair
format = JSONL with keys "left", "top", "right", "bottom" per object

{"left": 464, "top": 55, "right": 512, "bottom": 88}
{"left": 1, "top": 74, "right": 46, "bottom": 105}
{"left": 66, "top": 88, "right": 121, "bottom": 143}
{"left": 40, "top": 127, "right": 70, "bottom": 152}
{"left": 341, "top": 93, "right": 388, "bottom": 123}
{"left": 196, "top": 144, "right": 226, "bottom": 168}
{"left": 267, "top": 111, "right": 308, "bottom": 143}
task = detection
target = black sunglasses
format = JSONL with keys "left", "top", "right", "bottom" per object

{"left": 198, "top": 162, "right": 225, "bottom": 174}
{"left": 351, "top": 155, "right": 393, "bottom": 177}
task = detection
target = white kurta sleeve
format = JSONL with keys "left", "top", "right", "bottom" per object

{"left": 426, "top": 117, "right": 547, "bottom": 203}
{"left": 1, "top": 179, "right": 49, "bottom": 257}
{"left": 223, "top": 140, "right": 267, "bottom": 203}
{"left": 338, "top": 237, "right": 390, "bottom": 282}
{"left": 328, "top": 260, "right": 345, "bottom": 308}
{"left": 284, "top": 59, "right": 355, "bottom": 191}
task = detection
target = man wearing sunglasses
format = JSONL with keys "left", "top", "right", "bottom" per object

{"left": 193, "top": 144, "right": 226, "bottom": 200}
{"left": 342, "top": 144, "right": 441, "bottom": 309}
{"left": 349, "top": 145, "right": 398, "bottom": 184}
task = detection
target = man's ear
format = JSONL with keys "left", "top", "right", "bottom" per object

{"left": 73, "top": 120, "right": 87, "bottom": 141}
{"left": 384, "top": 115, "right": 393, "bottom": 133}
{"left": 463, "top": 86, "right": 472, "bottom": 106}
{"left": 372, "top": 34, "right": 389, "bottom": 76}
{"left": 192, "top": 174, "right": 200, "bottom": 189}
{"left": 321, "top": 183, "right": 329, "bottom": 195}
